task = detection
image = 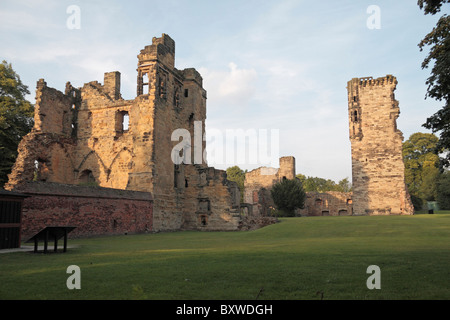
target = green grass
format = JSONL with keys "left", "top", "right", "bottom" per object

{"left": 1, "top": 212, "right": 450, "bottom": 300}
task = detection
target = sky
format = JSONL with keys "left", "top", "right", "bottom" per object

{"left": 0, "top": 0, "right": 445, "bottom": 182}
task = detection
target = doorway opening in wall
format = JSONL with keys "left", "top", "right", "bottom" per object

{"left": 200, "top": 215, "right": 207, "bottom": 226}
{"left": 79, "top": 169, "right": 96, "bottom": 186}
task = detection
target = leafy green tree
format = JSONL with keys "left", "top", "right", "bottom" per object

{"left": 337, "top": 178, "right": 352, "bottom": 193}
{"left": 418, "top": 0, "right": 450, "bottom": 167}
{"left": 0, "top": 60, "right": 34, "bottom": 186}
{"left": 296, "top": 173, "right": 306, "bottom": 186}
{"left": 402, "top": 132, "right": 440, "bottom": 202}
{"left": 437, "top": 170, "right": 450, "bottom": 209}
{"left": 303, "top": 176, "right": 332, "bottom": 192}
{"left": 295, "top": 174, "right": 351, "bottom": 193}
{"left": 226, "top": 165, "right": 246, "bottom": 202}
{"left": 270, "top": 178, "right": 305, "bottom": 216}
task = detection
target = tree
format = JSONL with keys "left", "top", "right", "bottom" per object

{"left": 295, "top": 174, "right": 351, "bottom": 193}
{"left": 418, "top": 0, "right": 450, "bottom": 167}
{"left": 0, "top": 61, "right": 34, "bottom": 186}
{"left": 298, "top": 175, "right": 332, "bottom": 192}
{"left": 402, "top": 132, "right": 440, "bottom": 202}
{"left": 437, "top": 170, "right": 450, "bottom": 209}
{"left": 270, "top": 178, "right": 305, "bottom": 216}
{"left": 226, "top": 166, "right": 246, "bottom": 202}
{"left": 337, "top": 178, "right": 352, "bottom": 193}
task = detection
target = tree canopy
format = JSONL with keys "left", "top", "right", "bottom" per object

{"left": 226, "top": 165, "right": 246, "bottom": 202}
{"left": 403, "top": 132, "right": 440, "bottom": 203}
{"left": 296, "top": 174, "right": 352, "bottom": 193}
{"left": 418, "top": 0, "right": 450, "bottom": 167}
{"left": 437, "top": 170, "right": 450, "bottom": 209}
{"left": 0, "top": 60, "right": 34, "bottom": 186}
{"left": 270, "top": 178, "right": 305, "bottom": 216}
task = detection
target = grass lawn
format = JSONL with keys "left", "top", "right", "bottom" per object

{"left": 1, "top": 212, "right": 449, "bottom": 300}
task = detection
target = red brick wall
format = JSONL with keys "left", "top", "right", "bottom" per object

{"left": 13, "top": 182, "right": 153, "bottom": 240}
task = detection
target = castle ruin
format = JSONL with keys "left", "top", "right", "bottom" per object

{"left": 244, "top": 156, "right": 353, "bottom": 217}
{"left": 5, "top": 34, "right": 274, "bottom": 237}
{"left": 244, "top": 156, "right": 296, "bottom": 216}
{"left": 347, "top": 75, "right": 413, "bottom": 215}
{"left": 4, "top": 36, "right": 415, "bottom": 240}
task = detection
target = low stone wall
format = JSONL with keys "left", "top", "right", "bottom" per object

{"left": 298, "top": 191, "right": 353, "bottom": 216}
{"left": 12, "top": 182, "right": 153, "bottom": 240}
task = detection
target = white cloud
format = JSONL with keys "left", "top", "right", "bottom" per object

{"left": 199, "top": 62, "right": 258, "bottom": 107}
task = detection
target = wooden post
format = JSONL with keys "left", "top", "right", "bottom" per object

{"left": 63, "top": 228, "right": 68, "bottom": 253}
{"left": 54, "top": 235, "right": 58, "bottom": 252}
{"left": 44, "top": 228, "right": 48, "bottom": 253}
{"left": 34, "top": 237, "right": 38, "bottom": 253}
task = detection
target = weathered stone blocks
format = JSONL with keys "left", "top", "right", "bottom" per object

{"left": 347, "top": 75, "right": 413, "bottom": 215}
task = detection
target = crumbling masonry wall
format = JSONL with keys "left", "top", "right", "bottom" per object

{"left": 347, "top": 75, "right": 413, "bottom": 215}
{"left": 298, "top": 191, "right": 352, "bottom": 216}
{"left": 6, "top": 34, "right": 248, "bottom": 233}
{"left": 244, "top": 156, "right": 296, "bottom": 215}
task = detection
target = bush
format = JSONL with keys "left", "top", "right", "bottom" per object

{"left": 270, "top": 178, "right": 306, "bottom": 216}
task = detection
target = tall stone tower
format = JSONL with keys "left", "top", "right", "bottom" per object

{"left": 347, "top": 75, "right": 413, "bottom": 215}
{"left": 278, "top": 156, "right": 296, "bottom": 180}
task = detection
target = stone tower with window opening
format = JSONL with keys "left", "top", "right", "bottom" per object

{"left": 347, "top": 75, "right": 413, "bottom": 215}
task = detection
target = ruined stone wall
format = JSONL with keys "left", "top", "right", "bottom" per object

{"left": 180, "top": 166, "right": 241, "bottom": 231}
{"left": 33, "top": 79, "right": 75, "bottom": 136}
{"left": 244, "top": 156, "right": 295, "bottom": 215}
{"left": 298, "top": 191, "right": 352, "bottom": 216}
{"left": 14, "top": 182, "right": 153, "bottom": 240}
{"left": 136, "top": 35, "right": 212, "bottom": 231}
{"left": 347, "top": 75, "right": 413, "bottom": 215}
{"left": 5, "top": 79, "right": 80, "bottom": 188}
{"left": 72, "top": 74, "right": 158, "bottom": 192}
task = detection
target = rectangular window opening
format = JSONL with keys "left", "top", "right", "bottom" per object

{"left": 142, "top": 73, "right": 149, "bottom": 95}
{"left": 116, "top": 110, "right": 129, "bottom": 135}
{"left": 122, "top": 113, "right": 129, "bottom": 131}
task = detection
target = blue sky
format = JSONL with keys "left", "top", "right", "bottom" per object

{"left": 0, "top": 0, "right": 444, "bottom": 182}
